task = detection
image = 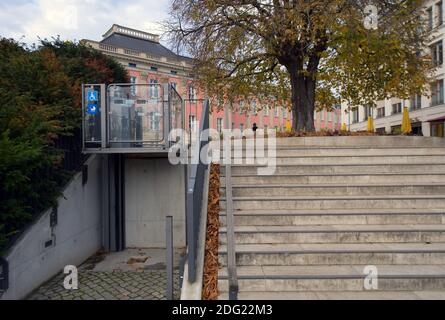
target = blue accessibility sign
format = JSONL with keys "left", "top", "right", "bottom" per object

{"left": 87, "top": 90, "right": 98, "bottom": 102}
{"left": 87, "top": 104, "right": 98, "bottom": 115}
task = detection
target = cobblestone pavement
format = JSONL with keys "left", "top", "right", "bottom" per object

{"left": 28, "top": 270, "right": 180, "bottom": 300}
{"left": 27, "top": 249, "right": 183, "bottom": 300}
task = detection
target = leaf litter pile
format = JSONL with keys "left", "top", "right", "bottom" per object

{"left": 202, "top": 163, "right": 221, "bottom": 300}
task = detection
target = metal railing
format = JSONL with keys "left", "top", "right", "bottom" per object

{"left": 0, "top": 257, "right": 8, "bottom": 293}
{"left": 55, "top": 128, "right": 88, "bottom": 172}
{"left": 224, "top": 165, "right": 238, "bottom": 300}
{"left": 82, "top": 83, "right": 184, "bottom": 153}
{"left": 185, "top": 99, "right": 210, "bottom": 282}
{"left": 166, "top": 216, "right": 174, "bottom": 300}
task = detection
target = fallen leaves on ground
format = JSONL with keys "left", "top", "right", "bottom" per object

{"left": 202, "top": 163, "right": 221, "bottom": 300}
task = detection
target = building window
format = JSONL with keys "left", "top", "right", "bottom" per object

{"left": 170, "top": 82, "right": 177, "bottom": 90}
{"left": 392, "top": 103, "right": 402, "bottom": 115}
{"left": 240, "top": 123, "right": 244, "bottom": 131}
{"left": 282, "top": 107, "right": 287, "bottom": 118}
{"left": 130, "top": 76, "right": 137, "bottom": 95}
{"left": 274, "top": 107, "right": 279, "bottom": 117}
{"left": 128, "top": 63, "right": 137, "bottom": 68}
{"left": 188, "top": 86, "right": 196, "bottom": 101}
{"left": 352, "top": 108, "right": 359, "bottom": 124}
{"left": 217, "top": 118, "right": 223, "bottom": 133}
{"left": 391, "top": 125, "right": 402, "bottom": 134}
{"left": 377, "top": 107, "right": 385, "bottom": 118}
{"left": 431, "top": 40, "right": 443, "bottom": 66}
{"left": 376, "top": 127, "right": 386, "bottom": 134}
{"left": 410, "top": 94, "right": 422, "bottom": 110}
{"left": 150, "top": 66, "right": 158, "bottom": 71}
{"left": 239, "top": 100, "right": 245, "bottom": 114}
{"left": 437, "top": 1, "right": 443, "bottom": 26}
{"left": 328, "top": 112, "right": 333, "bottom": 122}
{"left": 431, "top": 79, "right": 445, "bottom": 106}
{"left": 428, "top": 7, "right": 434, "bottom": 30}
{"left": 171, "top": 70, "right": 178, "bottom": 75}
{"left": 412, "top": 122, "right": 423, "bottom": 136}
{"left": 149, "top": 79, "right": 158, "bottom": 99}
{"left": 189, "top": 115, "right": 196, "bottom": 132}
{"left": 363, "top": 104, "right": 372, "bottom": 121}
{"left": 251, "top": 100, "right": 257, "bottom": 114}
{"left": 431, "top": 121, "right": 444, "bottom": 137}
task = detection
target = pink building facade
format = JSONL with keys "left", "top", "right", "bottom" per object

{"left": 314, "top": 105, "right": 343, "bottom": 131}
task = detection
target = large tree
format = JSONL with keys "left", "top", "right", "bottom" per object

{"left": 167, "top": 0, "right": 431, "bottom": 131}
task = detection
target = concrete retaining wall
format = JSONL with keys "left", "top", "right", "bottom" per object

{"left": 124, "top": 157, "right": 186, "bottom": 248}
{"left": 1, "top": 155, "right": 103, "bottom": 300}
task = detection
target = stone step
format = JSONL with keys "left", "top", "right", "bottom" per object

{"left": 222, "top": 164, "right": 445, "bottom": 175}
{"left": 218, "top": 243, "right": 445, "bottom": 266}
{"left": 219, "top": 209, "right": 445, "bottom": 226}
{"left": 220, "top": 184, "right": 445, "bottom": 197}
{"left": 217, "top": 265, "right": 445, "bottom": 292}
{"left": 221, "top": 136, "right": 445, "bottom": 147}
{"left": 218, "top": 290, "right": 445, "bottom": 300}
{"left": 257, "top": 155, "right": 445, "bottom": 165}
{"left": 220, "top": 195, "right": 445, "bottom": 210}
{"left": 221, "top": 174, "right": 445, "bottom": 185}
{"left": 219, "top": 224, "right": 445, "bottom": 244}
{"left": 221, "top": 147, "right": 445, "bottom": 157}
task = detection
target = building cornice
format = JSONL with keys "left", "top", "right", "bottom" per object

{"left": 102, "top": 24, "right": 160, "bottom": 43}
{"left": 82, "top": 40, "right": 194, "bottom": 72}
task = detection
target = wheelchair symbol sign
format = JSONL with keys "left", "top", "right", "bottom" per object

{"left": 87, "top": 90, "right": 98, "bottom": 102}
{"left": 87, "top": 104, "right": 98, "bottom": 115}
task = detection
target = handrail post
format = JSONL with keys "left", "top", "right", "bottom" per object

{"left": 166, "top": 216, "right": 174, "bottom": 300}
{"left": 225, "top": 164, "right": 238, "bottom": 300}
{"left": 186, "top": 188, "right": 196, "bottom": 282}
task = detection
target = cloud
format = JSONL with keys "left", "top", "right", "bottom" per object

{"left": 0, "top": 0, "right": 171, "bottom": 45}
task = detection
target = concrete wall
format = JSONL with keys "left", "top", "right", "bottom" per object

{"left": 1, "top": 155, "right": 103, "bottom": 300}
{"left": 124, "top": 157, "right": 186, "bottom": 248}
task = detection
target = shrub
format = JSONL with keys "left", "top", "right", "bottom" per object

{"left": 0, "top": 38, "right": 128, "bottom": 253}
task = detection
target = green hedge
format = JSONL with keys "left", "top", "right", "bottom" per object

{"left": 0, "top": 38, "right": 128, "bottom": 253}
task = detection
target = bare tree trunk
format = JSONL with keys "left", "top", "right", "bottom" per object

{"left": 289, "top": 69, "right": 316, "bottom": 132}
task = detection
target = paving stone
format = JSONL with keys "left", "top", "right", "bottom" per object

{"left": 27, "top": 270, "right": 180, "bottom": 300}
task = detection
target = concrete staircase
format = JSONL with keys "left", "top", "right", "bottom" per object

{"left": 218, "top": 136, "right": 445, "bottom": 300}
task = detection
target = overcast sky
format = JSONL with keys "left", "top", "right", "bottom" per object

{"left": 0, "top": 0, "right": 171, "bottom": 45}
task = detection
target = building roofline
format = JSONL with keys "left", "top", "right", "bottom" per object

{"left": 102, "top": 24, "right": 160, "bottom": 43}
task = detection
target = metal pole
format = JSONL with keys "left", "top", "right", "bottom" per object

{"left": 100, "top": 84, "right": 107, "bottom": 149}
{"left": 166, "top": 216, "right": 174, "bottom": 300}
{"left": 225, "top": 164, "right": 238, "bottom": 300}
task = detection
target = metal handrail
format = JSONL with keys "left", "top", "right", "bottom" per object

{"left": 224, "top": 164, "right": 238, "bottom": 300}
{"left": 185, "top": 99, "right": 210, "bottom": 282}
